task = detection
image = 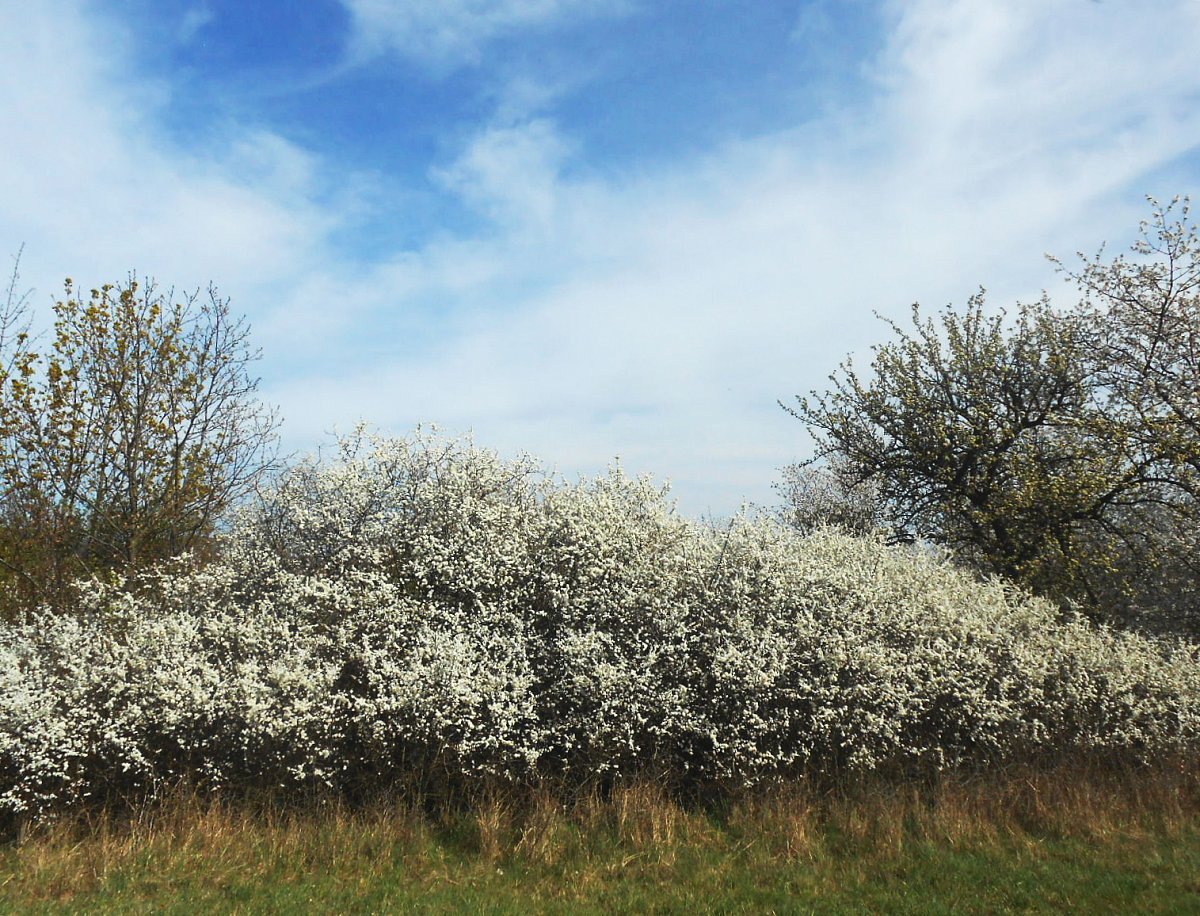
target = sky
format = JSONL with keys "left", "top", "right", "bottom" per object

{"left": 1, "top": 0, "right": 1199, "bottom": 520}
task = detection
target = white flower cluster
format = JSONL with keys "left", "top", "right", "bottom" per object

{"left": 3, "top": 429, "right": 1199, "bottom": 819}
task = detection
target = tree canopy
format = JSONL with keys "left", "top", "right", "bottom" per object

{"left": 785, "top": 198, "right": 1200, "bottom": 635}
{"left": 0, "top": 269, "right": 279, "bottom": 614}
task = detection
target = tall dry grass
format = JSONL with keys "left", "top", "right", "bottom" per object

{"left": 4, "top": 758, "right": 1197, "bottom": 905}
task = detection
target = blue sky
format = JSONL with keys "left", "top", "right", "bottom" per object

{"left": 2, "top": 0, "right": 1199, "bottom": 518}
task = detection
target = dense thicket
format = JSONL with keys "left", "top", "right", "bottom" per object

{"left": 785, "top": 199, "right": 1200, "bottom": 636}
{"left": 3, "top": 431, "right": 1197, "bottom": 824}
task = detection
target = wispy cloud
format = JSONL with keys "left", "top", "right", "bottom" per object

{"left": 2, "top": 0, "right": 1200, "bottom": 517}
{"left": 178, "top": 5, "right": 214, "bottom": 45}
{"left": 0, "top": 1, "right": 342, "bottom": 316}
{"left": 877, "top": 0, "right": 1200, "bottom": 186}
{"left": 433, "top": 119, "right": 573, "bottom": 230}
{"left": 340, "top": 0, "right": 633, "bottom": 67}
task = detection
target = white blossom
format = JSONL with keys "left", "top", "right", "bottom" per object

{"left": 2, "top": 428, "right": 1198, "bottom": 819}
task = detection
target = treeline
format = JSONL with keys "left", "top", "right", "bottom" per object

{"left": 2, "top": 200, "right": 1200, "bottom": 827}
{"left": 3, "top": 199, "right": 1200, "bottom": 640}
{"left": 783, "top": 197, "right": 1200, "bottom": 639}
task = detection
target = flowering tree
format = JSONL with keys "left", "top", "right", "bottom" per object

{"left": 773, "top": 455, "right": 882, "bottom": 537}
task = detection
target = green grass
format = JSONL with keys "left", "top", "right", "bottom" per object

{"left": 4, "top": 767, "right": 1200, "bottom": 914}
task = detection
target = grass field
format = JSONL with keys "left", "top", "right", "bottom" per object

{"left": 3, "top": 764, "right": 1199, "bottom": 914}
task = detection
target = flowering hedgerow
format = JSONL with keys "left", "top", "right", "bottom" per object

{"left": 2, "top": 429, "right": 1199, "bottom": 820}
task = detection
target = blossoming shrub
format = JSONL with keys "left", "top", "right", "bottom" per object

{"left": 2, "top": 430, "right": 1199, "bottom": 821}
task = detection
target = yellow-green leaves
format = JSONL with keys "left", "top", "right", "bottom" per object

{"left": 0, "top": 271, "right": 279, "bottom": 617}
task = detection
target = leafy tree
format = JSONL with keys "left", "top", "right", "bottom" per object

{"left": 1055, "top": 197, "right": 1200, "bottom": 631}
{"left": 784, "top": 199, "right": 1200, "bottom": 634}
{"left": 0, "top": 269, "right": 279, "bottom": 613}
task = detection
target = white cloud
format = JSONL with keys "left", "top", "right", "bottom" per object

{"left": 433, "top": 119, "right": 573, "bottom": 230}
{"left": 340, "top": 0, "right": 632, "bottom": 67}
{"left": 4, "top": 0, "right": 1200, "bottom": 518}
{"left": 0, "top": 0, "right": 340, "bottom": 321}
{"left": 880, "top": 0, "right": 1200, "bottom": 180}
{"left": 268, "top": 0, "right": 1200, "bottom": 515}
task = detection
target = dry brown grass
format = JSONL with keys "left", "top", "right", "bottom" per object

{"left": 723, "top": 756, "right": 1200, "bottom": 863}
{"left": 513, "top": 790, "right": 572, "bottom": 865}
{"left": 3, "top": 758, "right": 1198, "bottom": 906}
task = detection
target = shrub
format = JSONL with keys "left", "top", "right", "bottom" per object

{"left": 2, "top": 429, "right": 1198, "bottom": 823}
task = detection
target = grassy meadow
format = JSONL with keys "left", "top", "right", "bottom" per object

{"left": 3, "top": 763, "right": 1200, "bottom": 914}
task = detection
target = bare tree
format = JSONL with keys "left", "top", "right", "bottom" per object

{"left": 774, "top": 455, "right": 883, "bottom": 537}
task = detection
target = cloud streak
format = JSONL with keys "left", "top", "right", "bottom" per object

{"left": 0, "top": 1, "right": 340, "bottom": 301}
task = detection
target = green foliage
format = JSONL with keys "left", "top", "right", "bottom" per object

{"left": 786, "top": 198, "right": 1200, "bottom": 635}
{"left": 0, "top": 267, "right": 279, "bottom": 614}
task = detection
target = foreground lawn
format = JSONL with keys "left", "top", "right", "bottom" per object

{"left": 4, "top": 769, "right": 1200, "bottom": 914}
